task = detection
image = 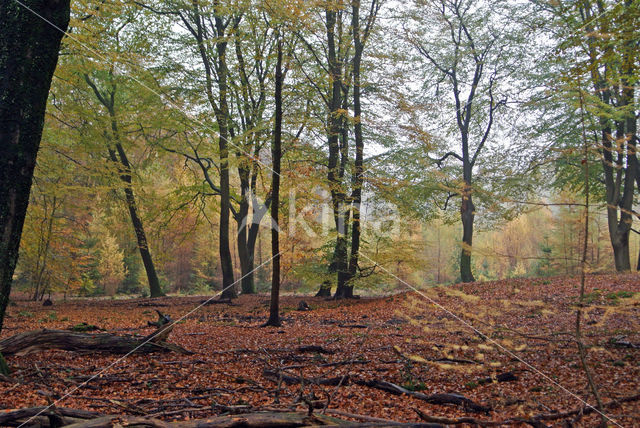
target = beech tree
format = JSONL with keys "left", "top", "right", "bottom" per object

{"left": 265, "top": 32, "right": 284, "bottom": 327}
{"left": 403, "top": 0, "right": 524, "bottom": 282}
{"left": 572, "top": 0, "right": 638, "bottom": 272}
{"left": 297, "top": 0, "right": 382, "bottom": 298}
{"left": 139, "top": 0, "right": 281, "bottom": 296}
{"left": 170, "top": 0, "right": 240, "bottom": 298}
{"left": 538, "top": 0, "right": 639, "bottom": 271}
{"left": 0, "top": 0, "right": 70, "bottom": 336}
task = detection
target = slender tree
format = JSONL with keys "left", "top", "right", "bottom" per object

{"left": 172, "top": 0, "right": 239, "bottom": 298}
{"left": 265, "top": 33, "right": 284, "bottom": 327}
{"left": 83, "top": 73, "right": 164, "bottom": 297}
{"left": 337, "top": 0, "right": 381, "bottom": 298}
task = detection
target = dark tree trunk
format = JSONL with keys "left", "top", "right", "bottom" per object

{"left": 245, "top": 222, "right": 261, "bottom": 290}
{"left": 585, "top": 8, "right": 636, "bottom": 273}
{"left": 109, "top": 109, "right": 163, "bottom": 297}
{"left": 603, "top": 122, "right": 635, "bottom": 272}
{"left": 236, "top": 178, "right": 253, "bottom": 294}
{"left": 333, "top": 91, "right": 352, "bottom": 299}
{"left": 219, "top": 131, "right": 236, "bottom": 298}
{"left": 611, "top": 225, "right": 631, "bottom": 272}
{"left": 316, "top": 280, "right": 332, "bottom": 297}
{"left": 83, "top": 74, "right": 164, "bottom": 298}
{"left": 460, "top": 190, "right": 475, "bottom": 283}
{"left": 236, "top": 222, "right": 262, "bottom": 295}
{"left": 235, "top": 168, "right": 270, "bottom": 295}
{"left": 108, "top": 144, "right": 163, "bottom": 297}
{"left": 265, "top": 35, "right": 284, "bottom": 327}
{"left": 215, "top": 18, "right": 237, "bottom": 300}
{"left": 325, "top": 9, "right": 351, "bottom": 298}
{"left": 186, "top": 4, "right": 237, "bottom": 299}
{"left": 0, "top": 0, "right": 70, "bottom": 336}
{"left": 344, "top": 0, "right": 367, "bottom": 299}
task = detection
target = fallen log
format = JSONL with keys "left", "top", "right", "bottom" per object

{"left": 530, "top": 392, "right": 640, "bottom": 423}
{"left": 393, "top": 345, "right": 480, "bottom": 365}
{"left": 0, "top": 407, "right": 101, "bottom": 425}
{"left": 412, "top": 392, "right": 640, "bottom": 426}
{"left": 355, "top": 379, "right": 491, "bottom": 414}
{"left": 338, "top": 324, "right": 368, "bottom": 329}
{"left": 261, "top": 370, "right": 490, "bottom": 415}
{"left": 3, "top": 407, "right": 450, "bottom": 428}
{"left": 297, "top": 345, "right": 335, "bottom": 354}
{"left": 477, "top": 371, "right": 518, "bottom": 385}
{"left": 200, "top": 298, "right": 236, "bottom": 305}
{"left": 0, "top": 323, "right": 191, "bottom": 356}
{"left": 61, "top": 412, "right": 347, "bottom": 427}
{"left": 263, "top": 368, "right": 348, "bottom": 386}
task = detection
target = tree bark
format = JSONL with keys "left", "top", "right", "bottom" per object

{"left": 236, "top": 181, "right": 253, "bottom": 294}
{"left": 316, "top": 280, "right": 332, "bottom": 297}
{"left": 0, "top": 0, "right": 70, "bottom": 338}
{"left": 582, "top": 2, "right": 636, "bottom": 273}
{"left": 1, "top": 411, "right": 346, "bottom": 428}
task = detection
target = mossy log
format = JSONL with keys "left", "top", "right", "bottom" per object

{"left": 0, "top": 323, "right": 190, "bottom": 356}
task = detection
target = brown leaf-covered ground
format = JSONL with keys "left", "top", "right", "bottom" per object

{"left": 1, "top": 273, "right": 639, "bottom": 426}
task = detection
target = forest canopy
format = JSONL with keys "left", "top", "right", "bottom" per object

{"left": 0, "top": 0, "right": 637, "bottom": 301}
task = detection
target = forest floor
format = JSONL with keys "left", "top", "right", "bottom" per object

{"left": 1, "top": 273, "right": 639, "bottom": 427}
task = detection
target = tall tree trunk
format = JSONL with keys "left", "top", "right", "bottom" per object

{"left": 219, "top": 127, "right": 236, "bottom": 298}
{"left": 265, "top": 35, "right": 283, "bottom": 327}
{"left": 187, "top": 4, "right": 237, "bottom": 299}
{"left": 344, "top": 0, "right": 366, "bottom": 299}
{"left": 111, "top": 134, "right": 163, "bottom": 297}
{"left": 0, "top": 0, "right": 70, "bottom": 338}
{"left": 333, "top": 82, "right": 352, "bottom": 299}
{"left": 107, "top": 142, "right": 163, "bottom": 297}
{"left": 216, "top": 21, "right": 237, "bottom": 300}
{"left": 603, "top": 122, "right": 634, "bottom": 272}
{"left": 83, "top": 74, "right": 164, "bottom": 298}
{"left": 621, "top": 32, "right": 637, "bottom": 272}
{"left": 325, "top": 9, "right": 350, "bottom": 298}
{"left": 460, "top": 122, "right": 475, "bottom": 282}
{"left": 583, "top": 2, "right": 636, "bottom": 273}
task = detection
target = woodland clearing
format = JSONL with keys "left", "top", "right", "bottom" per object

{"left": 0, "top": 273, "right": 638, "bottom": 427}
